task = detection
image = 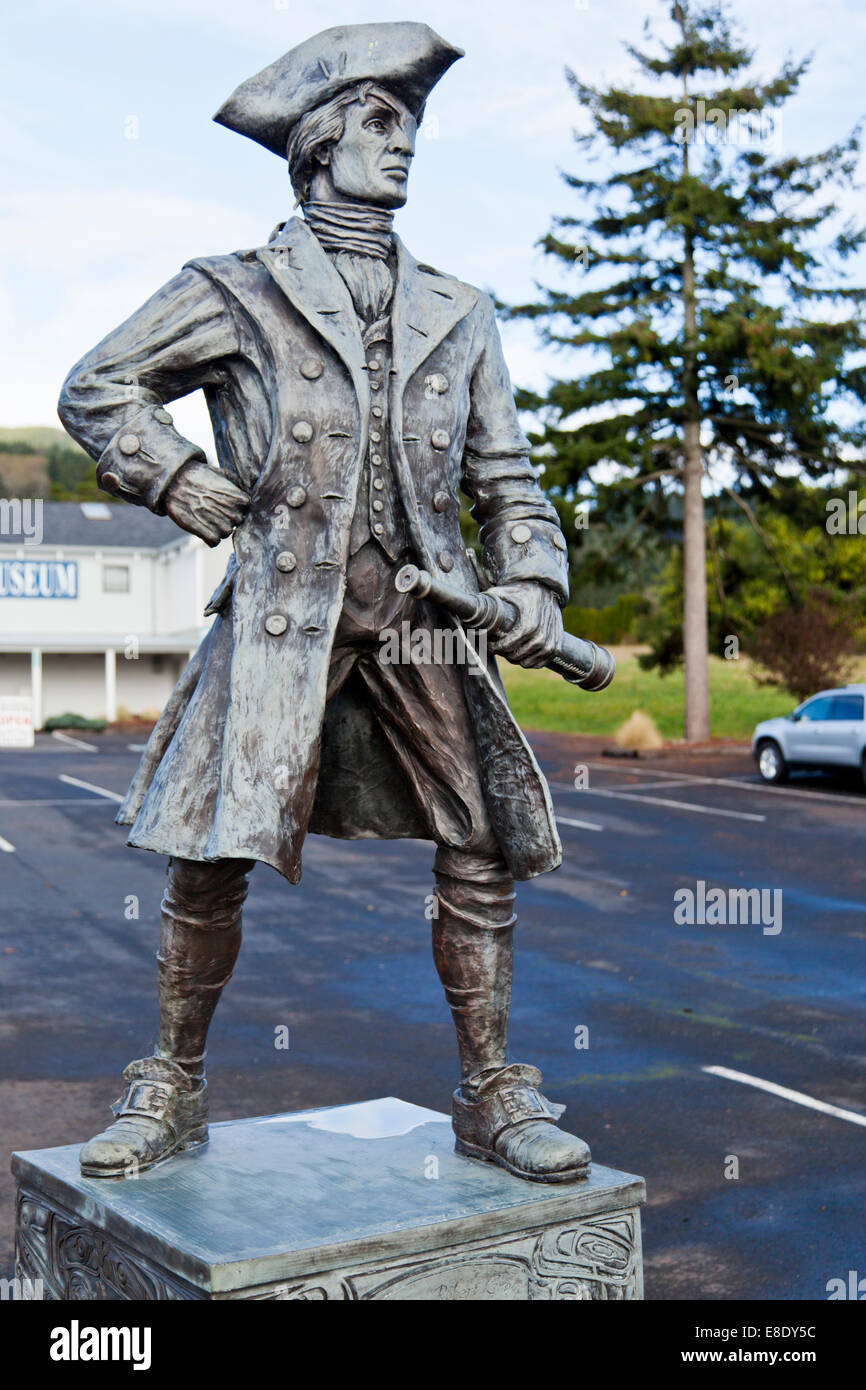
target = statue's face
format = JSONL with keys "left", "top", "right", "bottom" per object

{"left": 320, "top": 90, "right": 416, "bottom": 207}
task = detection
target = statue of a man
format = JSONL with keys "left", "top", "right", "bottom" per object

{"left": 59, "top": 22, "right": 590, "bottom": 1184}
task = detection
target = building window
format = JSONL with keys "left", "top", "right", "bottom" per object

{"left": 103, "top": 565, "right": 130, "bottom": 593}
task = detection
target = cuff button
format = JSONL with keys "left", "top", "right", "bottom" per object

{"left": 510, "top": 524, "right": 532, "bottom": 544}
{"left": 265, "top": 614, "right": 288, "bottom": 636}
{"left": 153, "top": 408, "right": 173, "bottom": 424}
{"left": 553, "top": 533, "right": 567, "bottom": 551}
{"left": 118, "top": 434, "right": 140, "bottom": 455}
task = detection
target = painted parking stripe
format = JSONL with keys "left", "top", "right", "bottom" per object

{"left": 703, "top": 1066, "right": 866, "bottom": 1128}
{"left": 576, "top": 763, "right": 866, "bottom": 807}
{"left": 558, "top": 785, "right": 766, "bottom": 823}
{"left": 556, "top": 816, "right": 604, "bottom": 832}
{"left": 50, "top": 731, "right": 97, "bottom": 752}
{"left": 0, "top": 798, "right": 119, "bottom": 806}
{"left": 58, "top": 775, "right": 123, "bottom": 803}
{"left": 0, "top": 834, "right": 15, "bottom": 852}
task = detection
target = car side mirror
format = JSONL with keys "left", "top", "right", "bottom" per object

{"left": 788, "top": 711, "right": 801, "bottom": 722}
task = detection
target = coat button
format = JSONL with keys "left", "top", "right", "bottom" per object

{"left": 438, "top": 550, "right": 454, "bottom": 572}
{"left": 553, "top": 533, "right": 567, "bottom": 551}
{"left": 276, "top": 551, "right": 297, "bottom": 572}
{"left": 432, "top": 490, "right": 450, "bottom": 513}
{"left": 292, "top": 420, "right": 313, "bottom": 442}
{"left": 118, "top": 434, "right": 140, "bottom": 455}
{"left": 425, "top": 373, "right": 449, "bottom": 396}
{"left": 265, "top": 614, "right": 288, "bottom": 636}
{"left": 286, "top": 486, "right": 307, "bottom": 508}
{"left": 153, "top": 407, "right": 173, "bottom": 424}
{"left": 299, "top": 357, "right": 323, "bottom": 379}
{"left": 511, "top": 524, "right": 532, "bottom": 543}
{"left": 431, "top": 429, "right": 450, "bottom": 450}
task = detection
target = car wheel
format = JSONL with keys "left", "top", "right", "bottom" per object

{"left": 757, "top": 739, "right": 788, "bottom": 784}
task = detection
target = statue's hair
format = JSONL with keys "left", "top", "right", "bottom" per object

{"left": 287, "top": 82, "right": 408, "bottom": 203}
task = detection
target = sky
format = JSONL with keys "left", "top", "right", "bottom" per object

{"left": 2, "top": 0, "right": 865, "bottom": 454}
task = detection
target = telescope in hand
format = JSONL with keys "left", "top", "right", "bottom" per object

{"left": 394, "top": 565, "right": 616, "bottom": 692}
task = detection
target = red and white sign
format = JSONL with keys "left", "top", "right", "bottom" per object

{"left": 0, "top": 696, "right": 34, "bottom": 748}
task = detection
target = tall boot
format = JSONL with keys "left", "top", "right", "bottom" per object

{"left": 79, "top": 856, "right": 253, "bottom": 1178}
{"left": 433, "top": 846, "right": 591, "bottom": 1184}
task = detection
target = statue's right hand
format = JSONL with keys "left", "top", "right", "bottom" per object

{"left": 165, "top": 461, "right": 250, "bottom": 546}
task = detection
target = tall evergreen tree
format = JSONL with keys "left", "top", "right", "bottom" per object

{"left": 508, "top": 0, "right": 866, "bottom": 740}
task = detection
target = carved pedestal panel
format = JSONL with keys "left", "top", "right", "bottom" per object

{"left": 13, "top": 1098, "right": 645, "bottom": 1301}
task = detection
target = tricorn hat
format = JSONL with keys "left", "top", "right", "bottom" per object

{"left": 213, "top": 21, "right": 464, "bottom": 159}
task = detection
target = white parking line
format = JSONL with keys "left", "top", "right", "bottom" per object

{"left": 0, "top": 798, "right": 119, "bottom": 806}
{"left": 556, "top": 784, "right": 766, "bottom": 823}
{"left": 703, "top": 1066, "right": 866, "bottom": 1128}
{"left": 0, "top": 834, "right": 15, "bottom": 852}
{"left": 577, "top": 763, "right": 866, "bottom": 807}
{"left": 50, "top": 731, "right": 97, "bottom": 752}
{"left": 58, "top": 775, "right": 123, "bottom": 803}
{"left": 556, "top": 816, "right": 604, "bottom": 832}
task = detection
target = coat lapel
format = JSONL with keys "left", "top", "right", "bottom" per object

{"left": 391, "top": 235, "right": 478, "bottom": 388}
{"left": 257, "top": 218, "right": 368, "bottom": 406}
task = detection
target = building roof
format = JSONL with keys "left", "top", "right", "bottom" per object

{"left": 2, "top": 501, "right": 190, "bottom": 551}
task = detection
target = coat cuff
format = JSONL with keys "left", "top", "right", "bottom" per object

{"left": 96, "top": 404, "right": 206, "bottom": 512}
{"left": 482, "top": 519, "right": 570, "bottom": 605}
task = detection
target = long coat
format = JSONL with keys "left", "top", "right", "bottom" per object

{"left": 58, "top": 218, "right": 570, "bottom": 884}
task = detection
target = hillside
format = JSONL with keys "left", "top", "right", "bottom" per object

{"left": 0, "top": 426, "right": 102, "bottom": 502}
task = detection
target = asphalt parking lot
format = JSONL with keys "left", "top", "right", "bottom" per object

{"left": 1, "top": 729, "right": 864, "bottom": 1299}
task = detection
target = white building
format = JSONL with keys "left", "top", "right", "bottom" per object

{"left": 0, "top": 500, "right": 231, "bottom": 727}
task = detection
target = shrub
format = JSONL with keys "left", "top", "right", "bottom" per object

{"left": 44, "top": 713, "right": 108, "bottom": 731}
{"left": 751, "top": 590, "right": 858, "bottom": 703}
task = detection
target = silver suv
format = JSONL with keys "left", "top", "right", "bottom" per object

{"left": 752, "top": 685, "right": 866, "bottom": 785}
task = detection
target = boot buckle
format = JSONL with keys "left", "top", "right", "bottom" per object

{"left": 114, "top": 1079, "right": 175, "bottom": 1121}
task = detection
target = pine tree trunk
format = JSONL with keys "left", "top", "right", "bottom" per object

{"left": 680, "top": 60, "right": 711, "bottom": 744}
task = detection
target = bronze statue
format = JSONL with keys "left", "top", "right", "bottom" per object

{"left": 58, "top": 22, "right": 594, "bottom": 1184}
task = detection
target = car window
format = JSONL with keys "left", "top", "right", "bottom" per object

{"left": 799, "top": 696, "right": 836, "bottom": 722}
{"left": 830, "top": 694, "right": 865, "bottom": 721}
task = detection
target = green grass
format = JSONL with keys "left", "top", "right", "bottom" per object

{"left": 499, "top": 648, "right": 860, "bottom": 740}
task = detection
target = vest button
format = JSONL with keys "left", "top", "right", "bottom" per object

{"left": 265, "top": 614, "right": 288, "bottom": 636}
{"left": 372, "top": 477, "right": 384, "bottom": 490}
{"left": 292, "top": 420, "right": 314, "bottom": 442}
{"left": 372, "top": 500, "right": 384, "bottom": 513}
{"left": 118, "top": 434, "right": 140, "bottom": 455}
{"left": 373, "top": 523, "right": 384, "bottom": 535}
{"left": 438, "top": 550, "right": 454, "bottom": 572}
{"left": 275, "top": 551, "right": 297, "bottom": 572}
{"left": 432, "top": 490, "right": 450, "bottom": 512}
{"left": 431, "top": 429, "right": 450, "bottom": 450}
{"left": 425, "top": 373, "right": 449, "bottom": 396}
{"left": 510, "top": 524, "right": 532, "bottom": 543}
{"left": 299, "top": 357, "right": 323, "bottom": 379}
{"left": 372, "top": 406, "right": 383, "bottom": 418}
{"left": 286, "top": 486, "right": 307, "bottom": 508}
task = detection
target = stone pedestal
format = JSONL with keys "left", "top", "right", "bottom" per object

{"left": 13, "top": 1097, "right": 645, "bottom": 1300}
